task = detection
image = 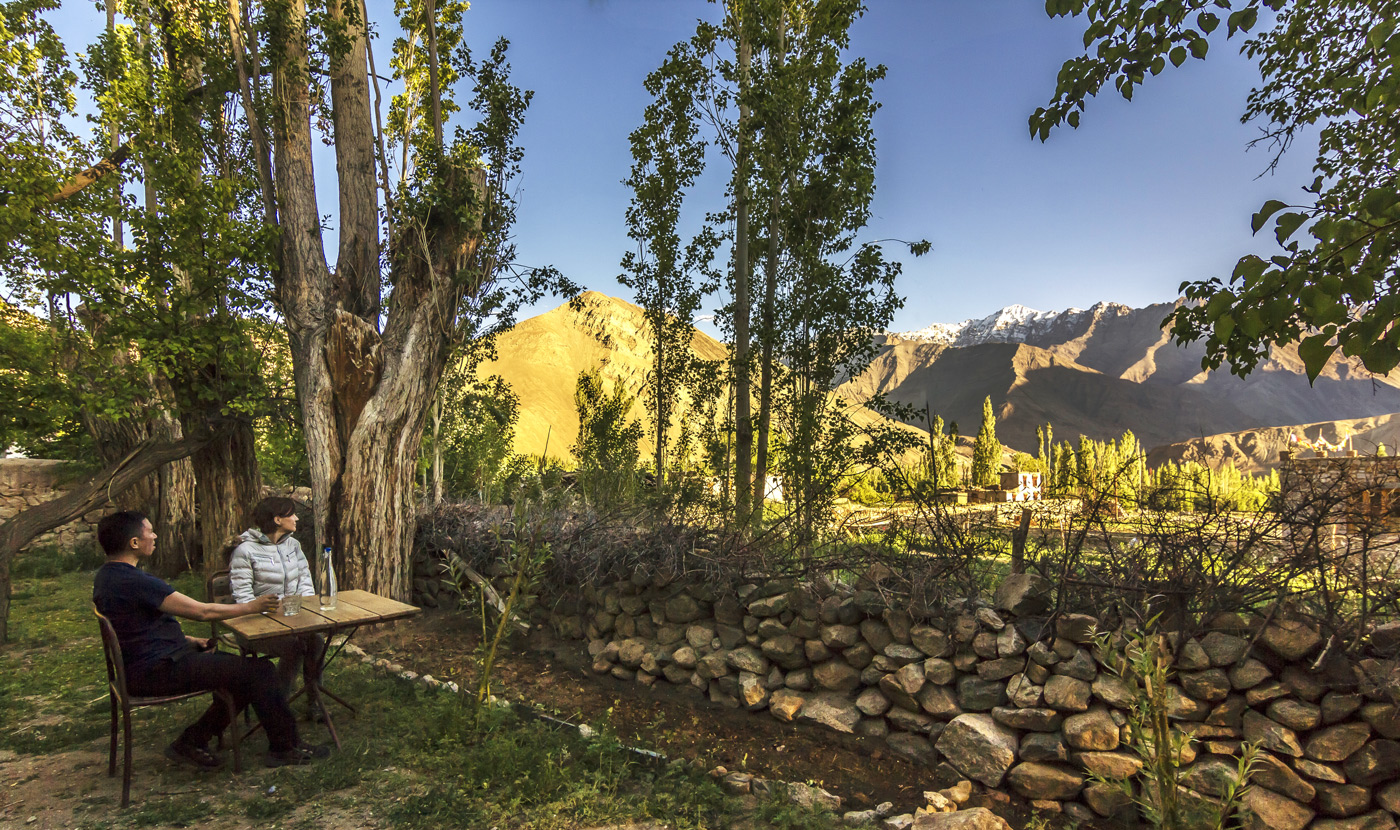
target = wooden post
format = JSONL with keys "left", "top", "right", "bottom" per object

{"left": 1011, "top": 506, "right": 1031, "bottom": 574}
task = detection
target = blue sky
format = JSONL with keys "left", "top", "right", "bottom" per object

{"left": 58, "top": 0, "right": 1315, "bottom": 331}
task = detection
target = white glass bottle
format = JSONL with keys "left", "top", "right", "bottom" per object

{"left": 319, "top": 546, "right": 338, "bottom": 610}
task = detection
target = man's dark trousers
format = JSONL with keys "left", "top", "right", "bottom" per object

{"left": 130, "top": 651, "right": 299, "bottom": 752}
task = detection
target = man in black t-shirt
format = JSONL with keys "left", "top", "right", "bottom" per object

{"left": 93, "top": 510, "right": 329, "bottom": 768}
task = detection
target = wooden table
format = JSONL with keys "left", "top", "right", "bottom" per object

{"left": 220, "top": 590, "right": 420, "bottom": 748}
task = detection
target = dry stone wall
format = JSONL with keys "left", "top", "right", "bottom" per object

{"left": 538, "top": 571, "right": 1400, "bottom": 830}
{"left": 0, "top": 459, "right": 99, "bottom": 552}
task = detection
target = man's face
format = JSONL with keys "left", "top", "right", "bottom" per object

{"left": 130, "top": 519, "right": 156, "bottom": 558}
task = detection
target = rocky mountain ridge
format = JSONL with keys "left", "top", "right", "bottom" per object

{"left": 486, "top": 293, "right": 1400, "bottom": 469}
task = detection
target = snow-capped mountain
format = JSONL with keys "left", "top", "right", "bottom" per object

{"left": 892, "top": 302, "right": 1135, "bottom": 348}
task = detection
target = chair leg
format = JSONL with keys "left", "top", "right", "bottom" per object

{"left": 222, "top": 693, "right": 242, "bottom": 773}
{"left": 120, "top": 706, "right": 133, "bottom": 809}
{"left": 107, "top": 695, "right": 118, "bottom": 777}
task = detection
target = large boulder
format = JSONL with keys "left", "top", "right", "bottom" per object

{"left": 1244, "top": 710, "right": 1304, "bottom": 757}
{"left": 769, "top": 688, "right": 805, "bottom": 722}
{"left": 1077, "top": 751, "right": 1142, "bottom": 779}
{"left": 1241, "top": 785, "right": 1315, "bottom": 830}
{"left": 1344, "top": 739, "right": 1400, "bottom": 787}
{"left": 813, "top": 659, "right": 862, "bottom": 692}
{"left": 1063, "top": 709, "right": 1120, "bottom": 751}
{"left": 1199, "top": 631, "right": 1250, "bottom": 666}
{"left": 887, "top": 732, "right": 938, "bottom": 766}
{"left": 956, "top": 676, "right": 1007, "bottom": 711}
{"left": 910, "top": 808, "right": 1012, "bottom": 830}
{"left": 1253, "top": 751, "right": 1316, "bottom": 803}
{"left": 1259, "top": 618, "right": 1323, "bottom": 661}
{"left": 993, "top": 573, "right": 1052, "bottom": 616}
{"left": 1269, "top": 699, "right": 1322, "bottom": 732}
{"left": 856, "top": 686, "right": 892, "bottom": 717}
{"left": 911, "top": 625, "right": 952, "bottom": 658}
{"left": 1020, "top": 732, "right": 1067, "bottom": 763}
{"left": 664, "top": 593, "right": 704, "bottom": 623}
{"left": 800, "top": 692, "right": 861, "bottom": 733}
{"left": 991, "top": 706, "right": 1062, "bottom": 732}
{"left": 1308, "top": 723, "right": 1374, "bottom": 762}
{"left": 1315, "top": 782, "right": 1374, "bottom": 818}
{"left": 934, "top": 714, "right": 1019, "bottom": 787}
{"left": 1006, "top": 762, "right": 1084, "bottom": 800}
{"left": 761, "top": 635, "right": 807, "bottom": 670}
{"left": 1043, "top": 675, "right": 1092, "bottom": 711}
{"left": 726, "top": 646, "right": 768, "bottom": 675}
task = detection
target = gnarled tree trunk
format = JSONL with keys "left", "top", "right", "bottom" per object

{"left": 268, "top": 0, "right": 484, "bottom": 600}
{"left": 190, "top": 422, "right": 261, "bottom": 573}
{"left": 83, "top": 398, "right": 198, "bottom": 578}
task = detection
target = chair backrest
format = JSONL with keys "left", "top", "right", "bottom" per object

{"left": 93, "top": 605, "right": 129, "bottom": 703}
{"left": 206, "top": 570, "right": 234, "bottom": 639}
{"left": 207, "top": 570, "right": 234, "bottom": 604}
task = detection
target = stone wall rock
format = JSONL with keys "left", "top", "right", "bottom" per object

{"left": 0, "top": 458, "right": 100, "bottom": 555}
{"left": 542, "top": 569, "right": 1400, "bottom": 830}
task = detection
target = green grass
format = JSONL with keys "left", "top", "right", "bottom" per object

{"left": 4, "top": 569, "right": 847, "bottom": 829}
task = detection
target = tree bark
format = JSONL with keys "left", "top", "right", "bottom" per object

{"left": 752, "top": 8, "right": 783, "bottom": 519}
{"left": 0, "top": 433, "right": 214, "bottom": 644}
{"left": 189, "top": 421, "right": 261, "bottom": 573}
{"left": 271, "top": 0, "right": 483, "bottom": 600}
{"left": 83, "top": 398, "right": 199, "bottom": 578}
{"left": 733, "top": 17, "right": 753, "bottom": 527}
{"left": 328, "top": 0, "right": 381, "bottom": 322}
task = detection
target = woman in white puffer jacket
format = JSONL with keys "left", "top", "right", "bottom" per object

{"left": 229, "top": 497, "right": 323, "bottom": 702}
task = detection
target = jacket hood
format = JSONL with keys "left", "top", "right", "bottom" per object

{"left": 240, "top": 528, "right": 276, "bottom": 546}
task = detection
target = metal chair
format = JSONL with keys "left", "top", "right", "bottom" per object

{"left": 94, "top": 607, "right": 242, "bottom": 807}
{"left": 206, "top": 569, "right": 254, "bottom": 655}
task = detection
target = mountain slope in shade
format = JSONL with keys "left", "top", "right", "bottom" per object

{"left": 843, "top": 301, "right": 1400, "bottom": 453}
{"left": 483, "top": 292, "right": 925, "bottom": 460}
{"left": 1146, "top": 413, "right": 1400, "bottom": 474}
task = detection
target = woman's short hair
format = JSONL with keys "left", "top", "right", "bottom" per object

{"left": 98, "top": 510, "right": 148, "bottom": 556}
{"left": 252, "top": 497, "right": 299, "bottom": 536}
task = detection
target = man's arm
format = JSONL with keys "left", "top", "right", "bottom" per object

{"left": 159, "top": 591, "right": 277, "bottom": 621}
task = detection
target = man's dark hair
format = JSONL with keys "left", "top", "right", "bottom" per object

{"left": 98, "top": 510, "right": 149, "bottom": 556}
{"left": 252, "top": 497, "right": 298, "bottom": 536}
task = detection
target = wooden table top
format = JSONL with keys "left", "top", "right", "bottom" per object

{"left": 221, "top": 589, "right": 420, "bottom": 642}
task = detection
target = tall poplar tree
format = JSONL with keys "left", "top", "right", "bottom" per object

{"left": 971, "top": 396, "right": 1001, "bottom": 488}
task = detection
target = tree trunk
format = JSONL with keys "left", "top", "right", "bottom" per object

{"left": 0, "top": 433, "right": 214, "bottom": 644}
{"left": 654, "top": 331, "right": 667, "bottom": 485}
{"left": 83, "top": 404, "right": 198, "bottom": 578}
{"left": 431, "top": 395, "right": 443, "bottom": 504}
{"left": 733, "top": 21, "right": 753, "bottom": 527}
{"left": 270, "top": 0, "right": 482, "bottom": 600}
{"left": 190, "top": 422, "right": 261, "bottom": 573}
{"left": 752, "top": 8, "right": 783, "bottom": 521}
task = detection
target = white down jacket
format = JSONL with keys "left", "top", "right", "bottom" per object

{"left": 229, "top": 528, "right": 315, "bottom": 603}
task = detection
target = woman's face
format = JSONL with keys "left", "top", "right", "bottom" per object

{"left": 274, "top": 511, "right": 298, "bottom": 535}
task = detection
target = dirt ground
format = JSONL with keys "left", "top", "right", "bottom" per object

{"left": 356, "top": 608, "right": 1040, "bottom": 826}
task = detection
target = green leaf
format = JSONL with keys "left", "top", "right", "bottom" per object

{"left": 1197, "top": 12, "right": 1219, "bottom": 34}
{"left": 1298, "top": 333, "right": 1338, "bottom": 382}
{"left": 1169, "top": 46, "right": 1187, "bottom": 67}
{"left": 1251, "top": 200, "right": 1288, "bottom": 234}
{"left": 1274, "top": 212, "right": 1308, "bottom": 245}
{"left": 1215, "top": 313, "right": 1236, "bottom": 344}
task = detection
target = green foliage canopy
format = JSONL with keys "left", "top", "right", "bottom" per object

{"left": 1034, "top": 0, "right": 1400, "bottom": 381}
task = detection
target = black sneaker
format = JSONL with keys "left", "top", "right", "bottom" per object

{"left": 296, "top": 741, "right": 331, "bottom": 759}
{"left": 165, "top": 740, "right": 224, "bottom": 770}
{"left": 264, "top": 743, "right": 330, "bottom": 768}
